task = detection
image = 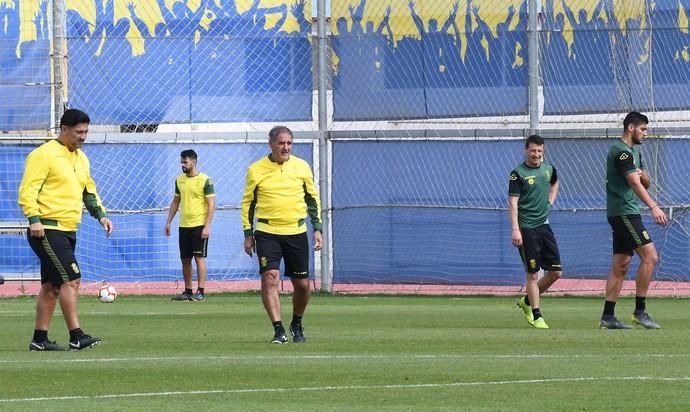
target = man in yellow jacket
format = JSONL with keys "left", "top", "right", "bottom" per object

{"left": 18, "top": 109, "right": 113, "bottom": 351}
{"left": 241, "top": 126, "right": 322, "bottom": 344}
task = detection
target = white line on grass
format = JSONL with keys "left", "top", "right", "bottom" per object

{"left": 2, "top": 353, "right": 690, "bottom": 364}
{"left": 1, "top": 376, "right": 690, "bottom": 403}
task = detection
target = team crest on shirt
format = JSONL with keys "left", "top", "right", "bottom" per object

{"left": 529, "top": 259, "right": 537, "bottom": 269}
{"left": 619, "top": 153, "right": 630, "bottom": 161}
{"left": 528, "top": 178, "right": 535, "bottom": 185}
{"left": 643, "top": 230, "right": 650, "bottom": 240}
{"left": 71, "top": 263, "right": 80, "bottom": 274}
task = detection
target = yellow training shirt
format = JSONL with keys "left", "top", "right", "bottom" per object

{"left": 241, "top": 155, "right": 322, "bottom": 236}
{"left": 18, "top": 139, "right": 106, "bottom": 232}
{"left": 175, "top": 172, "right": 215, "bottom": 227}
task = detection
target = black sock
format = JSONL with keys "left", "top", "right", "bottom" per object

{"left": 197, "top": 287, "right": 205, "bottom": 295}
{"left": 184, "top": 288, "right": 193, "bottom": 295}
{"left": 603, "top": 300, "right": 616, "bottom": 317}
{"left": 69, "top": 328, "right": 84, "bottom": 341}
{"left": 292, "top": 314, "right": 303, "bottom": 325}
{"left": 33, "top": 329, "right": 48, "bottom": 342}
{"left": 532, "top": 308, "right": 542, "bottom": 320}
{"left": 635, "top": 296, "right": 646, "bottom": 313}
{"left": 524, "top": 295, "right": 531, "bottom": 306}
{"left": 272, "top": 321, "right": 284, "bottom": 333}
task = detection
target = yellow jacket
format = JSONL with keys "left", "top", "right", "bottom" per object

{"left": 18, "top": 140, "right": 106, "bottom": 232}
{"left": 241, "top": 155, "right": 321, "bottom": 236}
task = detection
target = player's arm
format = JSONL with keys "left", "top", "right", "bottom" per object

{"left": 83, "top": 177, "right": 112, "bottom": 237}
{"left": 508, "top": 170, "right": 522, "bottom": 247}
{"left": 164, "top": 181, "right": 181, "bottom": 236}
{"left": 241, "top": 168, "right": 258, "bottom": 256}
{"left": 302, "top": 165, "right": 323, "bottom": 251}
{"left": 18, "top": 149, "right": 49, "bottom": 238}
{"left": 202, "top": 177, "right": 216, "bottom": 240}
{"left": 549, "top": 166, "right": 559, "bottom": 206}
{"left": 616, "top": 151, "right": 667, "bottom": 226}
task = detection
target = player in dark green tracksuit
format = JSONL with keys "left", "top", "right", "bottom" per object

{"left": 600, "top": 112, "right": 668, "bottom": 330}
{"left": 509, "top": 135, "right": 562, "bottom": 329}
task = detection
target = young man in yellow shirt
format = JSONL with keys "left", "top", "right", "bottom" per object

{"left": 165, "top": 150, "right": 216, "bottom": 301}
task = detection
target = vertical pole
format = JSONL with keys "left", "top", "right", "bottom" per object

{"left": 317, "top": 0, "right": 331, "bottom": 292}
{"left": 52, "top": 0, "right": 66, "bottom": 130}
{"left": 528, "top": 0, "right": 540, "bottom": 135}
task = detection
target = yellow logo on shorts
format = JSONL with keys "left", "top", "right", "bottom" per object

{"left": 71, "top": 263, "right": 80, "bottom": 274}
{"left": 260, "top": 256, "right": 268, "bottom": 267}
{"left": 643, "top": 230, "right": 650, "bottom": 240}
{"left": 529, "top": 259, "right": 537, "bottom": 269}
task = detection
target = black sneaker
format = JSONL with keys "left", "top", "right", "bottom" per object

{"left": 632, "top": 312, "right": 661, "bottom": 329}
{"left": 171, "top": 292, "right": 192, "bottom": 301}
{"left": 190, "top": 291, "right": 205, "bottom": 302}
{"left": 271, "top": 330, "right": 288, "bottom": 344}
{"left": 599, "top": 316, "right": 632, "bottom": 329}
{"left": 29, "top": 340, "right": 67, "bottom": 351}
{"left": 289, "top": 322, "right": 307, "bottom": 343}
{"left": 69, "top": 334, "right": 102, "bottom": 350}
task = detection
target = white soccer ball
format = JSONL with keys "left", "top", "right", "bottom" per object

{"left": 98, "top": 285, "right": 118, "bottom": 303}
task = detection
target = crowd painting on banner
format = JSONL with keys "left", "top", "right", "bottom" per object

{"left": 3, "top": 0, "right": 690, "bottom": 129}
{"left": 330, "top": 0, "right": 690, "bottom": 119}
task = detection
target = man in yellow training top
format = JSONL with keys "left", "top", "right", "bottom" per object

{"left": 241, "top": 126, "right": 323, "bottom": 344}
{"left": 19, "top": 109, "right": 113, "bottom": 351}
{"left": 165, "top": 149, "right": 216, "bottom": 302}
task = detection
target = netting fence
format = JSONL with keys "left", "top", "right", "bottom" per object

{"left": 1, "top": 0, "right": 689, "bottom": 291}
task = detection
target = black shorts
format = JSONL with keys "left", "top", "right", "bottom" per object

{"left": 254, "top": 230, "right": 310, "bottom": 278}
{"left": 179, "top": 226, "right": 208, "bottom": 258}
{"left": 27, "top": 229, "right": 80, "bottom": 286}
{"left": 608, "top": 214, "right": 653, "bottom": 256}
{"left": 518, "top": 224, "right": 562, "bottom": 273}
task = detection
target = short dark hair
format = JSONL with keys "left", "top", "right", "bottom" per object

{"left": 623, "top": 111, "right": 648, "bottom": 130}
{"left": 60, "top": 109, "right": 90, "bottom": 127}
{"left": 180, "top": 149, "right": 197, "bottom": 160}
{"left": 269, "top": 125, "right": 293, "bottom": 143}
{"left": 525, "top": 134, "right": 544, "bottom": 148}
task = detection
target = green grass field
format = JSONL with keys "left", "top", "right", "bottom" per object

{"left": 1, "top": 294, "right": 689, "bottom": 411}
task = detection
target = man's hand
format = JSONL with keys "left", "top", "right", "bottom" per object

{"left": 511, "top": 227, "right": 522, "bottom": 248}
{"left": 99, "top": 217, "right": 113, "bottom": 237}
{"left": 244, "top": 236, "right": 255, "bottom": 257}
{"left": 29, "top": 221, "right": 45, "bottom": 238}
{"left": 164, "top": 223, "right": 171, "bottom": 236}
{"left": 651, "top": 206, "right": 668, "bottom": 226}
{"left": 313, "top": 230, "right": 323, "bottom": 251}
{"left": 201, "top": 226, "right": 210, "bottom": 239}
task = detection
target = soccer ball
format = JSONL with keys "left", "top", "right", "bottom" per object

{"left": 98, "top": 285, "right": 117, "bottom": 303}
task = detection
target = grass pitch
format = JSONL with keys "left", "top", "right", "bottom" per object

{"left": 1, "top": 294, "right": 689, "bottom": 411}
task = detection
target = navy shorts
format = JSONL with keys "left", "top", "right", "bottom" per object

{"left": 27, "top": 229, "right": 80, "bottom": 286}
{"left": 254, "top": 230, "right": 310, "bottom": 278}
{"left": 608, "top": 214, "right": 653, "bottom": 256}
{"left": 518, "top": 224, "right": 562, "bottom": 273}
{"left": 179, "top": 226, "right": 208, "bottom": 258}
